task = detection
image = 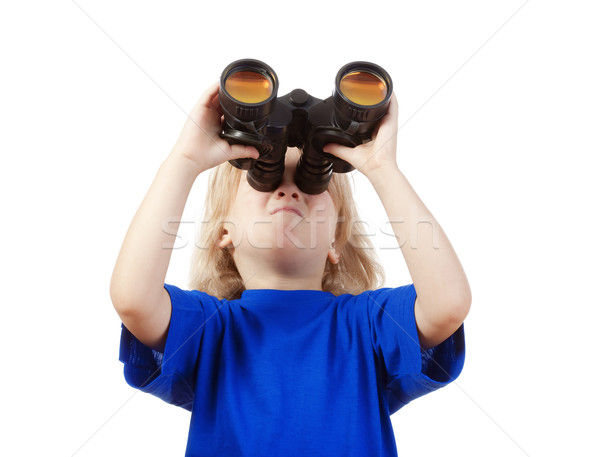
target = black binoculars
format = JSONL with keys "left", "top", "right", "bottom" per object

{"left": 218, "top": 59, "right": 393, "bottom": 194}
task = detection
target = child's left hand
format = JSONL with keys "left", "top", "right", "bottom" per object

{"left": 323, "top": 93, "right": 399, "bottom": 178}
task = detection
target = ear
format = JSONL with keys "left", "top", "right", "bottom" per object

{"left": 327, "top": 241, "right": 340, "bottom": 265}
{"left": 217, "top": 227, "right": 233, "bottom": 250}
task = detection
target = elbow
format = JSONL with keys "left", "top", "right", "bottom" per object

{"left": 110, "top": 284, "right": 135, "bottom": 319}
{"left": 109, "top": 275, "right": 167, "bottom": 324}
{"left": 109, "top": 276, "right": 143, "bottom": 319}
{"left": 450, "top": 300, "right": 470, "bottom": 329}
{"left": 432, "top": 286, "right": 472, "bottom": 330}
{"left": 415, "top": 285, "right": 471, "bottom": 349}
{"left": 447, "top": 286, "right": 472, "bottom": 326}
{"left": 110, "top": 288, "right": 152, "bottom": 327}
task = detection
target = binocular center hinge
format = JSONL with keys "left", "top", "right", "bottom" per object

{"left": 289, "top": 89, "right": 310, "bottom": 107}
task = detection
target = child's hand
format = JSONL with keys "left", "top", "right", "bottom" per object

{"left": 171, "top": 83, "right": 259, "bottom": 174}
{"left": 323, "top": 93, "right": 399, "bottom": 178}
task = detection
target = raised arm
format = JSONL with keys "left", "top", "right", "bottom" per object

{"left": 110, "top": 83, "right": 258, "bottom": 351}
{"left": 323, "top": 94, "right": 471, "bottom": 349}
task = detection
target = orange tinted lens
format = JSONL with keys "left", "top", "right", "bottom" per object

{"left": 225, "top": 70, "right": 273, "bottom": 103}
{"left": 339, "top": 71, "right": 387, "bottom": 105}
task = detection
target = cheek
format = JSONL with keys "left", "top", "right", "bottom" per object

{"left": 227, "top": 193, "right": 269, "bottom": 232}
{"left": 306, "top": 196, "right": 338, "bottom": 239}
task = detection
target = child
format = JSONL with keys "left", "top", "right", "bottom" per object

{"left": 111, "top": 81, "right": 471, "bottom": 456}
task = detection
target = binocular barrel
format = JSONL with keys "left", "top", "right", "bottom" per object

{"left": 218, "top": 59, "right": 392, "bottom": 194}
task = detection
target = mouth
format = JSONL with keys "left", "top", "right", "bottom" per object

{"left": 271, "top": 206, "right": 303, "bottom": 217}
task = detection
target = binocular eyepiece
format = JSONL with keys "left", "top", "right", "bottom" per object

{"left": 218, "top": 59, "right": 393, "bottom": 194}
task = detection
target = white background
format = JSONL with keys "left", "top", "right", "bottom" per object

{"left": 1, "top": 1, "right": 599, "bottom": 456}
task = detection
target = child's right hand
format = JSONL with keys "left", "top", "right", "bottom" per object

{"left": 170, "top": 82, "right": 259, "bottom": 174}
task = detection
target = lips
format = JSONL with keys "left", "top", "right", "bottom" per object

{"left": 271, "top": 206, "right": 303, "bottom": 217}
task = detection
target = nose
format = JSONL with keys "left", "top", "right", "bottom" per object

{"left": 274, "top": 169, "right": 300, "bottom": 200}
{"left": 276, "top": 189, "right": 299, "bottom": 200}
{"left": 275, "top": 181, "right": 299, "bottom": 200}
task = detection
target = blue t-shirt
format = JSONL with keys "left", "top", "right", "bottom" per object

{"left": 120, "top": 284, "right": 465, "bottom": 457}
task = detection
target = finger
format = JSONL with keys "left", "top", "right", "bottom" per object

{"left": 381, "top": 93, "right": 398, "bottom": 123}
{"left": 374, "top": 94, "right": 399, "bottom": 136}
{"left": 389, "top": 91, "right": 398, "bottom": 107}
{"left": 209, "top": 90, "right": 222, "bottom": 112}
{"left": 388, "top": 92, "right": 399, "bottom": 119}
{"left": 189, "top": 82, "right": 220, "bottom": 118}
{"left": 200, "top": 82, "right": 220, "bottom": 105}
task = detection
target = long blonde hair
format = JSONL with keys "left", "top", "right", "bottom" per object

{"left": 189, "top": 162, "right": 384, "bottom": 299}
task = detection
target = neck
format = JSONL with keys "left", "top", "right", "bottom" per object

{"left": 240, "top": 271, "right": 324, "bottom": 291}
{"left": 234, "top": 256, "right": 326, "bottom": 291}
{"left": 232, "top": 246, "right": 330, "bottom": 291}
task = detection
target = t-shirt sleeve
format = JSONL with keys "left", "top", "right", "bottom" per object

{"left": 366, "top": 284, "right": 466, "bottom": 414}
{"left": 118, "top": 284, "right": 217, "bottom": 411}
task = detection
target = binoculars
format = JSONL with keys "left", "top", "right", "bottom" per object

{"left": 218, "top": 59, "right": 393, "bottom": 194}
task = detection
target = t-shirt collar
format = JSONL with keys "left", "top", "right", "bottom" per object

{"left": 240, "top": 288, "right": 335, "bottom": 304}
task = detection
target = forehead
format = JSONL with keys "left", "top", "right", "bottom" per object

{"left": 284, "top": 147, "right": 302, "bottom": 166}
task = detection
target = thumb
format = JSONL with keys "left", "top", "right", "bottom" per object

{"left": 322, "top": 143, "right": 355, "bottom": 164}
{"left": 229, "top": 144, "right": 260, "bottom": 161}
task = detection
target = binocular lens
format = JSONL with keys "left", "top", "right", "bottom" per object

{"left": 339, "top": 71, "right": 387, "bottom": 106}
{"left": 224, "top": 70, "right": 274, "bottom": 104}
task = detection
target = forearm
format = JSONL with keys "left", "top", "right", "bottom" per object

{"left": 368, "top": 165, "right": 471, "bottom": 320}
{"left": 110, "top": 151, "right": 203, "bottom": 310}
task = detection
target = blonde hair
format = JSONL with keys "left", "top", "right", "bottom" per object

{"left": 189, "top": 162, "right": 384, "bottom": 299}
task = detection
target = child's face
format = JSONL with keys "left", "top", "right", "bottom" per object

{"left": 218, "top": 148, "right": 340, "bottom": 280}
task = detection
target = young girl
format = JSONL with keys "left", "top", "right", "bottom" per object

{"left": 111, "top": 81, "right": 471, "bottom": 456}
